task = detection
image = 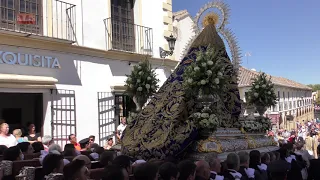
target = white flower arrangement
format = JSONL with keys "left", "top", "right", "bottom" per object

{"left": 190, "top": 108, "right": 220, "bottom": 130}
{"left": 182, "top": 46, "right": 232, "bottom": 98}
{"left": 240, "top": 120, "right": 262, "bottom": 133}
{"left": 125, "top": 59, "right": 159, "bottom": 105}
{"left": 240, "top": 117, "right": 271, "bottom": 133}
{"left": 247, "top": 72, "right": 277, "bottom": 107}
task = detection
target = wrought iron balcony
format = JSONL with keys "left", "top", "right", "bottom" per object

{"left": 104, "top": 17, "right": 153, "bottom": 55}
{"left": 0, "top": 0, "right": 77, "bottom": 43}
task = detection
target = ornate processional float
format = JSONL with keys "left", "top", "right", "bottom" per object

{"left": 121, "top": 0, "right": 278, "bottom": 161}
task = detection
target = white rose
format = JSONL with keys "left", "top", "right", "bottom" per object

{"left": 262, "top": 84, "right": 266, "bottom": 88}
{"left": 145, "top": 84, "right": 150, "bottom": 89}
{"left": 214, "top": 78, "right": 219, "bottom": 84}
{"left": 137, "top": 87, "right": 143, "bottom": 91}
{"left": 194, "top": 66, "right": 200, "bottom": 71}
{"left": 127, "top": 77, "right": 132, "bottom": 81}
{"left": 129, "top": 84, "right": 133, "bottom": 88}
{"left": 255, "top": 85, "right": 259, "bottom": 89}
{"left": 137, "top": 79, "right": 141, "bottom": 83}
{"left": 207, "top": 61, "right": 213, "bottom": 65}
{"left": 201, "top": 63, "right": 207, "bottom": 67}
{"left": 187, "top": 78, "right": 193, "bottom": 83}
{"left": 217, "top": 72, "right": 223, "bottom": 77}
{"left": 200, "top": 80, "right": 206, "bottom": 85}
{"left": 147, "top": 77, "right": 151, "bottom": 80}
{"left": 139, "top": 61, "right": 143, "bottom": 65}
{"left": 206, "top": 70, "right": 212, "bottom": 75}
{"left": 138, "top": 71, "right": 143, "bottom": 75}
{"left": 194, "top": 113, "right": 201, "bottom": 118}
{"left": 151, "top": 85, "right": 156, "bottom": 89}
{"left": 137, "top": 65, "right": 142, "bottom": 70}
{"left": 201, "top": 113, "right": 209, "bottom": 118}
{"left": 268, "top": 91, "right": 271, "bottom": 95}
{"left": 254, "top": 92, "right": 259, "bottom": 97}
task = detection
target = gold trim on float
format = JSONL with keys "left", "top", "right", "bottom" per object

{"left": 0, "top": 73, "right": 58, "bottom": 85}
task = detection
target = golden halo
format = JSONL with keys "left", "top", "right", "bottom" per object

{"left": 202, "top": 13, "right": 219, "bottom": 27}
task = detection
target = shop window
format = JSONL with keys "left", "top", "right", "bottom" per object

{"left": 0, "top": 0, "right": 42, "bottom": 34}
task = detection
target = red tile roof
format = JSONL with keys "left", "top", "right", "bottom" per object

{"left": 238, "top": 66, "right": 311, "bottom": 90}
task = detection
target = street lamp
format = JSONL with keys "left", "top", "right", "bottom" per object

{"left": 159, "top": 34, "right": 176, "bottom": 58}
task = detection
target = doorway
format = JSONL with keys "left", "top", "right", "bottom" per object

{"left": 0, "top": 92, "right": 43, "bottom": 135}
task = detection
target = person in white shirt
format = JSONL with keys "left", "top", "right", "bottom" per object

{"left": 0, "top": 122, "right": 18, "bottom": 147}
{"left": 116, "top": 117, "right": 127, "bottom": 141}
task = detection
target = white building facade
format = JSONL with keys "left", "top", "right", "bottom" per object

{"left": 0, "top": 0, "right": 177, "bottom": 148}
{"left": 239, "top": 67, "right": 313, "bottom": 130}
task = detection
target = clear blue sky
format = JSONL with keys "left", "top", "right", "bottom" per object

{"left": 173, "top": 0, "right": 320, "bottom": 84}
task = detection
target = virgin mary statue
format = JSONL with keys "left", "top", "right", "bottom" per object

{"left": 121, "top": 14, "right": 242, "bottom": 160}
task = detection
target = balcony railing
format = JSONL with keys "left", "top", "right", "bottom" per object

{"left": 104, "top": 17, "right": 153, "bottom": 55}
{"left": 0, "top": 0, "right": 77, "bottom": 43}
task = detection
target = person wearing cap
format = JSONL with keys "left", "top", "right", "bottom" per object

{"left": 104, "top": 138, "right": 114, "bottom": 150}
{"left": 79, "top": 138, "right": 90, "bottom": 151}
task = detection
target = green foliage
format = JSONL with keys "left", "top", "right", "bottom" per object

{"left": 182, "top": 46, "right": 232, "bottom": 99}
{"left": 124, "top": 59, "right": 159, "bottom": 100}
{"left": 247, "top": 72, "right": 277, "bottom": 107}
{"left": 307, "top": 84, "right": 320, "bottom": 92}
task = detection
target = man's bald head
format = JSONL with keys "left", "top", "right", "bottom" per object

{"left": 195, "top": 160, "right": 210, "bottom": 180}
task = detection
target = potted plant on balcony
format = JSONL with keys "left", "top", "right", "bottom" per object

{"left": 124, "top": 58, "right": 159, "bottom": 112}
{"left": 247, "top": 72, "right": 277, "bottom": 116}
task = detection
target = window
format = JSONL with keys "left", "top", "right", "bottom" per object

{"left": 283, "top": 92, "right": 285, "bottom": 100}
{"left": 110, "top": 0, "right": 135, "bottom": 52}
{"left": 289, "top": 101, "right": 292, "bottom": 109}
{"left": 277, "top": 91, "right": 280, "bottom": 98}
{"left": 0, "top": 0, "right": 42, "bottom": 34}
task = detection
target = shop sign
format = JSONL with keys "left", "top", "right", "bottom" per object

{"left": 0, "top": 51, "right": 60, "bottom": 69}
{"left": 17, "top": 13, "right": 36, "bottom": 24}
{"left": 268, "top": 114, "right": 280, "bottom": 124}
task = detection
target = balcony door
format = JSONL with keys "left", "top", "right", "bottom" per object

{"left": 111, "top": 0, "right": 135, "bottom": 52}
{"left": 0, "top": 0, "right": 42, "bottom": 34}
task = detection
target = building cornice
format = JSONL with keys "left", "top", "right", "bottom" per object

{"left": 0, "top": 33, "right": 179, "bottom": 68}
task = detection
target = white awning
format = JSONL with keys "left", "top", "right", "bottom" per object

{"left": 0, "top": 73, "right": 58, "bottom": 89}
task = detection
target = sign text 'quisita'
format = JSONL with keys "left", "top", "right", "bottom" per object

{"left": 0, "top": 51, "right": 60, "bottom": 69}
